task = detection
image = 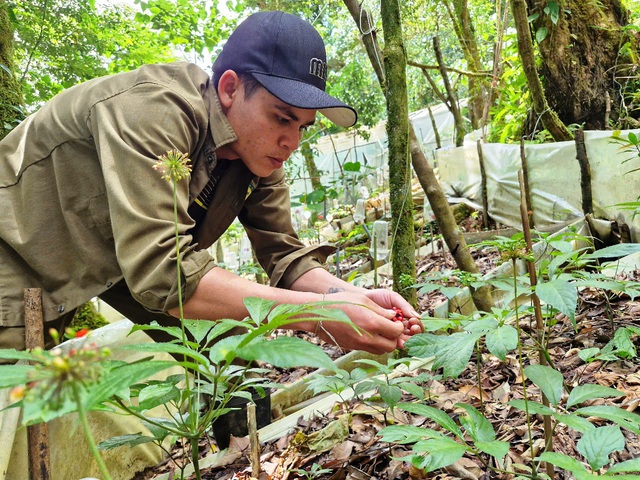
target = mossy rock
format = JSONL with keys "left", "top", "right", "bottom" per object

{"left": 69, "top": 301, "right": 109, "bottom": 331}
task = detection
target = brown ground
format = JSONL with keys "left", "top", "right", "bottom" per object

{"left": 132, "top": 239, "right": 640, "bottom": 480}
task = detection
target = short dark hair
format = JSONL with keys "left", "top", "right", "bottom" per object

{"left": 212, "top": 71, "right": 263, "bottom": 100}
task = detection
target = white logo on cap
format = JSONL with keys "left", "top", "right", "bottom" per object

{"left": 309, "top": 58, "right": 327, "bottom": 81}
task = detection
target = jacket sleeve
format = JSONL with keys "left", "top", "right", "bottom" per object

{"left": 238, "top": 169, "right": 335, "bottom": 289}
{"left": 88, "top": 77, "right": 217, "bottom": 313}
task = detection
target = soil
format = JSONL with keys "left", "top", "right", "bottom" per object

{"left": 132, "top": 230, "right": 640, "bottom": 480}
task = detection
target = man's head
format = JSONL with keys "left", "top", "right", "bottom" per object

{"left": 212, "top": 10, "right": 357, "bottom": 129}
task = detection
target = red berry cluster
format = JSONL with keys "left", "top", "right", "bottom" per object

{"left": 392, "top": 306, "right": 404, "bottom": 322}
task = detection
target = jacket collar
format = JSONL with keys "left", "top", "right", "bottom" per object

{"left": 208, "top": 85, "right": 237, "bottom": 150}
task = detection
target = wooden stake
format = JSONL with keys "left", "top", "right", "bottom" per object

{"left": 23, "top": 288, "right": 51, "bottom": 480}
{"left": 247, "top": 403, "right": 260, "bottom": 478}
{"left": 575, "top": 129, "right": 593, "bottom": 216}
{"left": 477, "top": 139, "right": 491, "bottom": 230}
{"left": 519, "top": 138, "right": 535, "bottom": 229}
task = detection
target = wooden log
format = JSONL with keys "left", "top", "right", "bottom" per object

{"left": 575, "top": 129, "right": 593, "bottom": 215}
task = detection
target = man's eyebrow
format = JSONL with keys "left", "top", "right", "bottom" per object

{"left": 275, "top": 105, "right": 316, "bottom": 127}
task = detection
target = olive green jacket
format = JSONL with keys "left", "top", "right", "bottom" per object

{"left": 0, "top": 62, "right": 331, "bottom": 327}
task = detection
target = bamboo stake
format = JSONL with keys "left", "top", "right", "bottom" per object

{"left": 24, "top": 288, "right": 51, "bottom": 480}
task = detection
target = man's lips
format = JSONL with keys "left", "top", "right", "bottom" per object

{"left": 269, "top": 156, "right": 285, "bottom": 168}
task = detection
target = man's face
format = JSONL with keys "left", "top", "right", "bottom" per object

{"left": 220, "top": 76, "right": 317, "bottom": 177}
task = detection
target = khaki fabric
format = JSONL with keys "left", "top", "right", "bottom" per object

{"left": 0, "top": 62, "right": 333, "bottom": 330}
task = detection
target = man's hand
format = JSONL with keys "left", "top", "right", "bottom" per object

{"left": 362, "top": 289, "right": 424, "bottom": 348}
{"left": 316, "top": 291, "right": 406, "bottom": 354}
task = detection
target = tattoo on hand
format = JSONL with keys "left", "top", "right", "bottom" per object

{"left": 328, "top": 287, "right": 345, "bottom": 294}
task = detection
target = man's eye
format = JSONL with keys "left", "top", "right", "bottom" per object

{"left": 277, "top": 116, "right": 290, "bottom": 124}
{"left": 299, "top": 125, "right": 309, "bottom": 133}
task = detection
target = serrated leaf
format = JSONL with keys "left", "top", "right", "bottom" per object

{"left": 98, "top": 433, "right": 156, "bottom": 451}
{"left": 566, "top": 384, "right": 624, "bottom": 408}
{"left": 413, "top": 437, "right": 468, "bottom": 472}
{"left": 577, "top": 425, "right": 625, "bottom": 470}
{"left": 237, "top": 336, "right": 335, "bottom": 371}
{"left": 457, "top": 403, "right": 495, "bottom": 443}
{"left": 398, "top": 381, "right": 425, "bottom": 400}
{"left": 485, "top": 324, "right": 518, "bottom": 360}
{"left": 244, "top": 297, "right": 276, "bottom": 326}
{"left": 182, "top": 319, "right": 218, "bottom": 343}
{"left": 535, "top": 279, "right": 577, "bottom": 324}
{"left": 0, "top": 364, "right": 34, "bottom": 388}
{"left": 399, "top": 402, "right": 463, "bottom": 439}
{"left": 138, "top": 383, "right": 180, "bottom": 410}
{"left": 575, "top": 406, "right": 640, "bottom": 435}
{"left": 406, "top": 332, "right": 482, "bottom": 378}
{"left": 84, "top": 360, "right": 177, "bottom": 409}
{"left": 378, "top": 384, "right": 403, "bottom": 408}
{"left": 524, "top": 364, "right": 564, "bottom": 406}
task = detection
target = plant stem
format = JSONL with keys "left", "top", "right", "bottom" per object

{"left": 72, "top": 385, "right": 113, "bottom": 480}
{"left": 190, "top": 436, "right": 202, "bottom": 480}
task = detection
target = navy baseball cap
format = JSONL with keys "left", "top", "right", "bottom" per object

{"left": 212, "top": 11, "right": 357, "bottom": 128}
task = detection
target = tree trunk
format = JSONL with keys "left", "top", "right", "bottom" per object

{"left": 510, "top": 0, "right": 573, "bottom": 141}
{"left": 433, "top": 36, "right": 466, "bottom": 147}
{"left": 0, "top": 0, "right": 24, "bottom": 139}
{"left": 344, "top": 0, "right": 494, "bottom": 312}
{"left": 301, "top": 141, "right": 323, "bottom": 191}
{"left": 446, "top": 0, "right": 485, "bottom": 130}
{"left": 381, "top": 0, "right": 416, "bottom": 305}
{"left": 526, "top": 0, "right": 640, "bottom": 129}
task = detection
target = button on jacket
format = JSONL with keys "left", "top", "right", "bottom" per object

{"left": 0, "top": 62, "right": 333, "bottom": 327}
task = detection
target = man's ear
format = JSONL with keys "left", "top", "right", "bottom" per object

{"left": 217, "top": 70, "right": 241, "bottom": 108}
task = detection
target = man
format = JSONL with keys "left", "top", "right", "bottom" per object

{"left": 0, "top": 11, "right": 423, "bottom": 354}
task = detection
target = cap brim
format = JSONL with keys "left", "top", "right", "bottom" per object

{"left": 253, "top": 73, "right": 357, "bottom": 128}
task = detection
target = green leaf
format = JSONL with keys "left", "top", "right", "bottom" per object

{"left": 398, "top": 402, "right": 464, "bottom": 439}
{"left": 378, "top": 384, "right": 403, "bottom": 409}
{"left": 456, "top": 403, "right": 495, "bottom": 443}
{"left": 182, "top": 319, "right": 218, "bottom": 344}
{"left": 554, "top": 413, "right": 595, "bottom": 433}
{"left": 536, "top": 27, "right": 548, "bottom": 43}
{"left": 566, "top": 384, "right": 625, "bottom": 408}
{"left": 0, "top": 349, "right": 40, "bottom": 362}
{"left": 244, "top": 297, "right": 276, "bottom": 326}
{"left": 575, "top": 406, "right": 640, "bottom": 435}
{"left": 535, "top": 279, "right": 577, "bottom": 325}
{"left": 607, "top": 457, "right": 640, "bottom": 474}
{"left": 578, "top": 347, "right": 600, "bottom": 362}
{"left": 84, "top": 360, "right": 177, "bottom": 409}
{"left": 138, "top": 383, "right": 180, "bottom": 410}
{"left": 378, "top": 425, "right": 442, "bottom": 444}
{"left": 610, "top": 327, "right": 637, "bottom": 359}
{"left": 544, "top": 1, "right": 560, "bottom": 24}
{"left": 397, "top": 381, "right": 425, "bottom": 400}
{"left": 405, "top": 332, "right": 482, "bottom": 378}
{"left": 0, "top": 364, "right": 34, "bottom": 388}
{"left": 537, "top": 452, "right": 589, "bottom": 475}
{"left": 412, "top": 437, "right": 468, "bottom": 472}
{"left": 237, "top": 336, "right": 335, "bottom": 371}
{"left": 584, "top": 243, "right": 640, "bottom": 260}
{"left": 475, "top": 440, "right": 510, "bottom": 460}
{"left": 524, "top": 364, "right": 564, "bottom": 406}
{"left": 485, "top": 324, "right": 518, "bottom": 360}
{"left": 508, "top": 399, "right": 555, "bottom": 416}
{"left": 98, "top": 433, "right": 156, "bottom": 451}
{"left": 119, "top": 343, "right": 209, "bottom": 366}
{"left": 343, "top": 161, "right": 361, "bottom": 172}
{"left": 577, "top": 425, "right": 625, "bottom": 470}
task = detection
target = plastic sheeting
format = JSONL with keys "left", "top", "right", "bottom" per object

{"left": 436, "top": 129, "right": 640, "bottom": 241}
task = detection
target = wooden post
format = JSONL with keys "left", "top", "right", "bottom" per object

{"left": 477, "top": 139, "right": 491, "bottom": 230}
{"left": 24, "top": 288, "right": 51, "bottom": 480}
{"left": 247, "top": 403, "right": 260, "bottom": 478}
{"left": 575, "top": 129, "right": 593, "bottom": 216}
{"left": 519, "top": 138, "right": 535, "bottom": 229}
